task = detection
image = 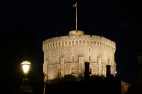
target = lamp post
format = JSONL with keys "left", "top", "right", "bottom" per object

{"left": 20, "top": 60, "right": 33, "bottom": 94}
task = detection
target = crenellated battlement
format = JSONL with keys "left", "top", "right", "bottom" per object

{"left": 43, "top": 33, "right": 116, "bottom": 51}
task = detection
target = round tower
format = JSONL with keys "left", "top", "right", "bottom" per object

{"left": 43, "top": 30, "right": 116, "bottom": 81}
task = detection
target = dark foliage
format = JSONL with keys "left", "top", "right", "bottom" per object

{"left": 45, "top": 75, "right": 121, "bottom": 94}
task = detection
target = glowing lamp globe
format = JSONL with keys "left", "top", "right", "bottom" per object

{"left": 21, "top": 61, "right": 31, "bottom": 75}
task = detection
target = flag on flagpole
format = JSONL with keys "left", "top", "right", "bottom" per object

{"left": 73, "top": 0, "right": 77, "bottom": 8}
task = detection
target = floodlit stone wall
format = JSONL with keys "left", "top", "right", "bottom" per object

{"left": 43, "top": 30, "right": 116, "bottom": 80}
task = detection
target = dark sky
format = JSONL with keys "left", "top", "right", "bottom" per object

{"left": 0, "top": 0, "right": 141, "bottom": 83}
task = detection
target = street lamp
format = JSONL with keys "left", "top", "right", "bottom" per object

{"left": 21, "top": 60, "right": 31, "bottom": 75}
{"left": 20, "top": 60, "right": 32, "bottom": 93}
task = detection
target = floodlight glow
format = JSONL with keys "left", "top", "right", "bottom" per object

{"left": 21, "top": 61, "right": 31, "bottom": 75}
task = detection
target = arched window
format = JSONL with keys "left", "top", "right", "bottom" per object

{"left": 83, "top": 40, "right": 85, "bottom": 44}
{"left": 48, "top": 43, "right": 50, "bottom": 48}
{"left": 69, "top": 41, "right": 71, "bottom": 45}
{"left": 76, "top": 40, "right": 78, "bottom": 44}
{"left": 72, "top": 40, "right": 74, "bottom": 45}
{"left": 53, "top": 43, "right": 55, "bottom": 48}
{"left": 79, "top": 40, "right": 82, "bottom": 44}
{"left": 50, "top": 43, "right": 52, "bottom": 48}
{"left": 65, "top": 41, "right": 67, "bottom": 45}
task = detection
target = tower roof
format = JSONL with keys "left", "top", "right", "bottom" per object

{"left": 69, "top": 30, "right": 84, "bottom": 36}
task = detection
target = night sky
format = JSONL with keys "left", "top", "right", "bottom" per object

{"left": 0, "top": 0, "right": 141, "bottom": 84}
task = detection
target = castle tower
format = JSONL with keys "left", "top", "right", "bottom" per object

{"left": 43, "top": 30, "right": 116, "bottom": 81}
{"left": 43, "top": 0, "right": 117, "bottom": 81}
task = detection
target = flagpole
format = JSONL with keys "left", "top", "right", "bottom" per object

{"left": 76, "top": 1, "right": 78, "bottom": 32}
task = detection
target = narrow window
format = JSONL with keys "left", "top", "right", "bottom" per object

{"left": 106, "top": 65, "right": 111, "bottom": 77}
